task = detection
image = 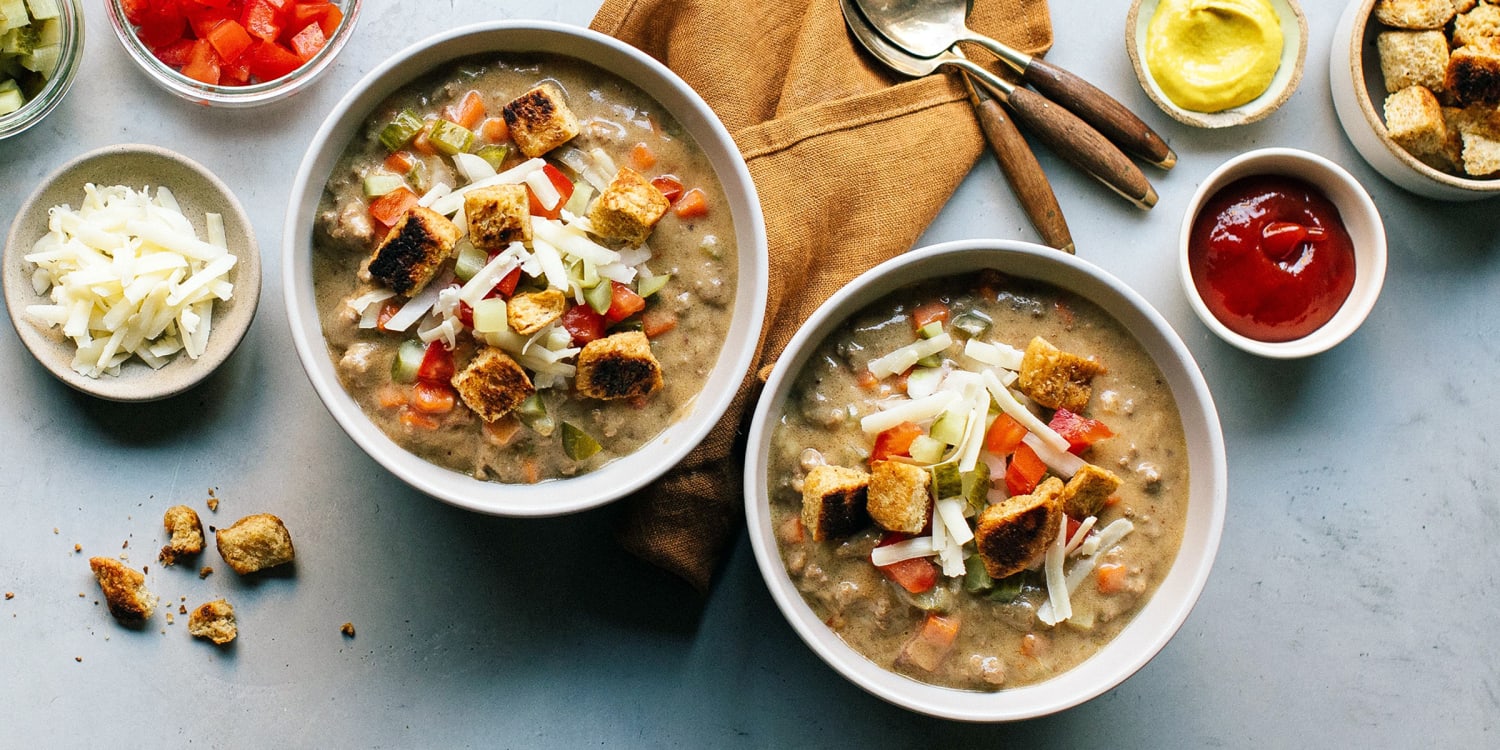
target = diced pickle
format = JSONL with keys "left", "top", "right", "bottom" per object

{"left": 379, "top": 109, "right": 425, "bottom": 151}
{"left": 516, "top": 393, "right": 554, "bottom": 437}
{"left": 951, "top": 310, "right": 993, "bottom": 339}
{"left": 636, "top": 273, "right": 670, "bottom": 298}
{"left": 930, "top": 462, "right": 962, "bottom": 500}
{"left": 963, "top": 554, "right": 993, "bottom": 593}
{"left": 453, "top": 243, "right": 488, "bottom": 282}
{"left": 585, "top": 278, "right": 613, "bottom": 314}
{"left": 561, "top": 421, "right": 602, "bottom": 461}
{"left": 475, "top": 144, "right": 509, "bottom": 170}
{"left": 961, "top": 461, "right": 991, "bottom": 515}
{"left": 429, "top": 119, "right": 475, "bottom": 156}
{"left": 390, "top": 339, "right": 425, "bottom": 384}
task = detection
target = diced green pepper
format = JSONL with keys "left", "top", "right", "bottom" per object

{"left": 390, "top": 339, "right": 425, "bottom": 384}
{"left": 963, "top": 555, "right": 993, "bottom": 593}
{"left": 988, "top": 573, "right": 1025, "bottom": 603}
{"left": 475, "top": 144, "right": 509, "bottom": 171}
{"left": 379, "top": 109, "right": 424, "bottom": 152}
{"left": 951, "top": 310, "right": 993, "bottom": 339}
{"left": 561, "top": 421, "right": 602, "bottom": 461}
{"left": 636, "top": 273, "right": 670, "bottom": 299}
{"left": 930, "top": 462, "right": 962, "bottom": 500}
{"left": 516, "top": 393, "right": 554, "bottom": 437}
{"left": 429, "top": 119, "right": 475, "bottom": 156}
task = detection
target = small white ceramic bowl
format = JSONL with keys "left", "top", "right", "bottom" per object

{"left": 3, "top": 144, "right": 261, "bottom": 401}
{"left": 284, "top": 21, "right": 767, "bottom": 517}
{"left": 1178, "top": 148, "right": 1386, "bottom": 358}
{"left": 1330, "top": 0, "right": 1500, "bottom": 200}
{"left": 1127, "top": 0, "right": 1307, "bottom": 128}
{"left": 744, "top": 239, "right": 1227, "bottom": 721}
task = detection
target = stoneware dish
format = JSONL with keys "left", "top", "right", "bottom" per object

{"left": 1127, "top": 0, "right": 1307, "bottom": 128}
{"left": 283, "top": 21, "right": 768, "bottom": 517}
{"left": 0, "top": 0, "right": 84, "bottom": 140}
{"left": 1330, "top": 0, "right": 1500, "bottom": 200}
{"left": 1178, "top": 147, "right": 1386, "bottom": 358}
{"left": 744, "top": 239, "right": 1227, "bottom": 721}
{"left": 3, "top": 144, "right": 262, "bottom": 401}
{"left": 104, "top": 0, "right": 361, "bottom": 108}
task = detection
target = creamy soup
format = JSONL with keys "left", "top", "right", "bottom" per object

{"left": 313, "top": 54, "right": 736, "bottom": 483}
{"left": 767, "top": 271, "right": 1188, "bottom": 691}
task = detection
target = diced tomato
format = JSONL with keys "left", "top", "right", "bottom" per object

{"left": 411, "top": 380, "right": 456, "bottom": 415}
{"left": 897, "top": 613, "right": 960, "bottom": 672}
{"left": 641, "top": 307, "right": 678, "bottom": 339}
{"left": 367, "top": 187, "right": 418, "bottom": 227}
{"left": 456, "top": 302, "right": 474, "bottom": 328}
{"left": 375, "top": 299, "right": 400, "bottom": 332}
{"left": 1005, "top": 442, "right": 1049, "bottom": 496}
{"left": 984, "top": 412, "right": 1028, "bottom": 455}
{"left": 1095, "top": 562, "right": 1128, "bottom": 595}
{"left": 241, "top": 0, "right": 283, "bottom": 41}
{"left": 493, "top": 266, "right": 523, "bottom": 299}
{"left": 415, "top": 340, "right": 455, "bottom": 383}
{"left": 559, "top": 304, "right": 605, "bottom": 345}
{"left": 398, "top": 407, "right": 440, "bottom": 431}
{"left": 911, "top": 300, "right": 950, "bottom": 332}
{"left": 316, "top": 4, "right": 342, "bottom": 36}
{"left": 871, "top": 421, "right": 923, "bottom": 463}
{"left": 121, "top": 0, "right": 152, "bottom": 26}
{"left": 290, "top": 1, "right": 332, "bottom": 27}
{"left": 604, "top": 281, "right": 645, "bottom": 324}
{"left": 650, "top": 175, "right": 684, "bottom": 203}
{"left": 628, "top": 142, "right": 656, "bottom": 170}
{"left": 180, "top": 39, "right": 223, "bottom": 85}
{"left": 525, "top": 163, "right": 575, "bottom": 220}
{"left": 383, "top": 150, "right": 415, "bottom": 175}
{"left": 874, "top": 536, "right": 938, "bottom": 594}
{"left": 670, "top": 187, "right": 708, "bottom": 219}
{"left": 185, "top": 8, "right": 231, "bottom": 40}
{"left": 204, "top": 18, "right": 253, "bottom": 63}
{"left": 287, "top": 21, "right": 327, "bottom": 61}
{"left": 1065, "top": 515, "right": 1082, "bottom": 542}
{"left": 243, "top": 38, "right": 303, "bottom": 81}
{"left": 136, "top": 1, "right": 188, "bottom": 49}
{"left": 152, "top": 38, "right": 197, "bottom": 68}
{"left": 1046, "top": 408, "right": 1114, "bottom": 455}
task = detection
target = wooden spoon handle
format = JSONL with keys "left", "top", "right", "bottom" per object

{"left": 1002, "top": 85, "right": 1158, "bottom": 210}
{"left": 971, "top": 96, "right": 1073, "bottom": 253}
{"left": 1022, "top": 57, "right": 1177, "bottom": 170}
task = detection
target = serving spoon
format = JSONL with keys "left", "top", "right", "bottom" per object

{"left": 853, "top": 0, "right": 1176, "bottom": 169}
{"left": 841, "top": 0, "right": 1156, "bottom": 210}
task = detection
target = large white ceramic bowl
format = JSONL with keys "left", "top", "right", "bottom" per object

{"left": 1178, "top": 148, "right": 1386, "bottom": 359}
{"left": 744, "top": 239, "right": 1226, "bottom": 721}
{"left": 284, "top": 22, "right": 767, "bottom": 517}
{"left": 1330, "top": 0, "right": 1500, "bottom": 200}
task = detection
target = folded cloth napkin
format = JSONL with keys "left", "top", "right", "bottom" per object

{"left": 591, "top": 0, "right": 1053, "bottom": 590}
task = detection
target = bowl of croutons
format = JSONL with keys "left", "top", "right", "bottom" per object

{"left": 1331, "top": 0, "right": 1500, "bottom": 199}
{"left": 284, "top": 21, "right": 767, "bottom": 516}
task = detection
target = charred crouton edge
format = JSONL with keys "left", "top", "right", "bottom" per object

{"left": 1017, "top": 336, "right": 1106, "bottom": 413}
{"left": 214, "top": 514, "right": 296, "bottom": 576}
{"left": 452, "top": 346, "right": 535, "bottom": 421}
{"left": 974, "top": 476, "right": 1064, "bottom": 580}
{"left": 367, "top": 206, "right": 461, "bottom": 296}
{"left": 159, "top": 504, "right": 205, "bottom": 566}
{"left": 1059, "top": 464, "right": 1123, "bottom": 519}
{"left": 188, "top": 599, "right": 237, "bottom": 645}
{"left": 867, "top": 460, "right": 930, "bottom": 534}
{"left": 89, "top": 556, "right": 157, "bottom": 622}
{"left": 502, "top": 83, "right": 582, "bottom": 158}
{"left": 801, "top": 465, "right": 871, "bottom": 541}
{"left": 1447, "top": 40, "right": 1500, "bottom": 106}
{"left": 586, "top": 167, "right": 671, "bottom": 246}
{"left": 575, "top": 331, "right": 663, "bottom": 401}
{"left": 508, "top": 289, "right": 568, "bottom": 336}
{"left": 466, "top": 184, "right": 532, "bottom": 251}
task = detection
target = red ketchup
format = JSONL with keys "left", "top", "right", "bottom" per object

{"left": 1187, "top": 175, "right": 1356, "bottom": 342}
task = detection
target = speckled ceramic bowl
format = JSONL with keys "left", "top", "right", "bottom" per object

{"left": 3, "top": 144, "right": 261, "bottom": 401}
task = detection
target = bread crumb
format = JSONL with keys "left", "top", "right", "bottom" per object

{"left": 216, "top": 514, "right": 295, "bottom": 575}
{"left": 340, "top": 622, "right": 356, "bottom": 638}
{"left": 179, "top": 604, "right": 187, "bottom": 615}
{"left": 165, "top": 612, "right": 175, "bottom": 625}
{"left": 121, "top": 540, "right": 128, "bottom": 549}
{"left": 159, "top": 505, "right": 205, "bottom": 566}
{"left": 73, "top": 543, "right": 81, "bottom": 553}
{"left": 206, "top": 494, "right": 219, "bottom": 512}
{"left": 75, "top": 656, "right": 82, "bottom": 662}
{"left": 4, "top": 592, "right": 13, "bottom": 600}
{"left": 188, "top": 599, "right": 237, "bottom": 645}
{"left": 198, "top": 566, "right": 214, "bottom": 579}
{"left": 88, "top": 557, "right": 157, "bottom": 622}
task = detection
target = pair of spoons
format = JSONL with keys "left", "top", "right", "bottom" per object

{"left": 842, "top": 0, "right": 1174, "bottom": 252}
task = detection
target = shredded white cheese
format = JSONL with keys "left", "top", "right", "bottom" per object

{"left": 23, "top": 184, "right": 236, "bottom": 377}
{"left": 870, "top": 536, "right": 936, "bottom": 567}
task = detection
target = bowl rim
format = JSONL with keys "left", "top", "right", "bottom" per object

{"left": 2, "top": 142, "right": 262, "bottom": 402}
{"left": 1125, "top": 0, "right": 1308, "bottom": 128}
{"left": 102, "top": 0, "right": 361, "bottom": 107}
{"left": 743, "top": 239, "right": 1227, "bottom": 721}
{"left": 282, "top": 20, "right": 768, "bottom": 517}
{"left": 1339, "top": 0, "right": 1500, "bottom": 193}
{"left": 0, "top": 0, "right": 85, "bottom": 139}
{"left": 1176, "top": 147, "right": 1388, "bottom": 359}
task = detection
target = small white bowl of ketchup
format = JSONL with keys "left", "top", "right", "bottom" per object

{"left": 1178, "top": 148, "right": 1386, "bottom": 358}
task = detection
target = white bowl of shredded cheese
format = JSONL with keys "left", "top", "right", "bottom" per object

{"left": 3, "top": 144, "right": 260, "bottom": 401}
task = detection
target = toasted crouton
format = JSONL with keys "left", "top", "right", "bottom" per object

{"left": 1386, "top": 85, "right": 1452, "bottom": 160}
{"left": 575, "top": 331, "right": 663, "bottom": 400}
{"left": 1379, "top": 31, "right": 1450, "bottom": 93}
{"left": 507, "top": 289, "right": 567, "bottom": 336}
{"left": 465, "top": 184, "right": 531, "bottom": 251}
{"left": 158, "top": 505, "right": 204, "bottom": 566}
{"left": 867, "top": 460, "right": 930, "bottom": 534}
{"left": 1017, "top": 337, "right": 1106, "bottom": 413}
{"left": 1059, "top": 464, "right": 1122, "bottom": 518}
{"left": 89, "top": 557, "right": 157, "bottom": 622}
{"left": 801, "top": 465, "right": 871, "bottom": 541}
{"left": 1457, "top": 108, "right": 1500, "bottom": 174}
{"left": 1455, "top": 3, "right": 1500, "bottom": 46}
{"left": 1375, "top": 0, "right": 1457, "bottom": 29}
{"left": 188, "top": 599, "right": 237, "bottom": 645}
{"left": 1454, "top": 0, "right": 1477, "bottom": 14}
{"left": 502, "top": 83, "right": 581, "bottom": 158}
{"left": 368, "top": 206, "right": 461, "bottom": 296}
{"left": 215, "top": 514, "right": 295, "bottom": 575}
{"left": 1447, "top": 40, "right": 1500, "bottom": 104}
{"left": 586, "top": 167, "right": 671, "bottom": 246}
{"left": 451, "top": 346, "right": 535, "bottom": 421}
{"left": 974, "top": 477, "right": 1064, "bottom": 580}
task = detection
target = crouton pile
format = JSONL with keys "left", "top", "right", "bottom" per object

{"left": 1374, "top": 0, "right": 1500, "bottom": 176}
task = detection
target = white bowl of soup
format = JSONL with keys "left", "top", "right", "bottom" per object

{"left": 744, "top": 239, "right": 1225, "bottom": 720}
{"left": 285, "top": 21, "right": 766, "bottom": 516}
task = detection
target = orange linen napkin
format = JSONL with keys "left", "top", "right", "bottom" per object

{"left": 591, "top": 0, "right": 1053, "bottom": 590}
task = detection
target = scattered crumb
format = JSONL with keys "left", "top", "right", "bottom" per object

{"left": 73, "top": 544, "right": 81, "bottom": 553}
{"left": 75, "top": 656, "right": 82, "bottom": 662}
{"left": 121, "top": 540, "right": 128, "bottom": 549}
{"left": 53, "top": 528, "right": 59, "bottom": 534}
{"left": 340, "top": 622, "right": 356, "bottom": 638}
{"left": 4, "top": 592, "right": 13, "bottom": 600}
{"left": 180, "top": 596, "right": 186, "bottom": 602}
{"left": 189, "top": 599, "right": 237, "bottom": 645}
{"left": 159, "top": 505, "right": 205, "bottom": 566}
{"left": 165, "top": 612, "right": 175, "bottom": 625}
{"left": 206, "top": 491, "right": 219, "bottom": 512}
{"left": 142, "top": 565, "right": 148, "bottom": 575}
{"left": 198, "top": 566, "right": 213, "bottom": 579}
{"left": 88, "top": 557, "right": 157, "bottom": 622}
{"left": 78, "top": 592, "right": 85, "bottom": 598}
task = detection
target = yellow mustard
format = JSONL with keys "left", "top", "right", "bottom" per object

{"left": 1145, "top": 0, "right": 1284, "bottom": 113}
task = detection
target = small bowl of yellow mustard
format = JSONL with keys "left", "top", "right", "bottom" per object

{"left": 1126, "top": 0, "right": 1308, "bottom": 128}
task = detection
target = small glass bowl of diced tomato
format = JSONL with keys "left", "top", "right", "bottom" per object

{"left": 105, "top": 0, "right": 359, "bottom": 107}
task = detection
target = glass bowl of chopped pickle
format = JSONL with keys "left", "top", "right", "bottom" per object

{"left": 0, "top": 0, "right": 84, "bottom": 140}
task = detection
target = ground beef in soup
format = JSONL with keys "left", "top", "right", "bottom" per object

{"left": 312, "top": 54, "right": 737, "bottom": 483}
{"left": 767, "top": 271, "right": 1188, "bottom": 691}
